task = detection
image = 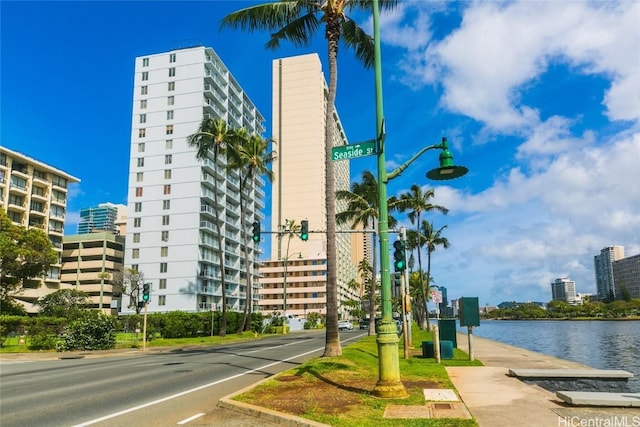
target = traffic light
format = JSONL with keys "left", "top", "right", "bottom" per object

{"left": 251, "top": 221, "right": 260, "bottom": 242}
{"left": 300, "top": 220, "right": 309, "bottom": 241}
{"left": 142, "top": 283, "right": 150, "bottom": 302}
{"left": 393, "top": 240, "right": 406, "bottom": 272}
{"left": 392, "top": 272, "right": 402, "bottom": 288}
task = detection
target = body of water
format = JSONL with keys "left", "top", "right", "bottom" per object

{"left": 455, "top": 319, "right": 640, "bottom": 392}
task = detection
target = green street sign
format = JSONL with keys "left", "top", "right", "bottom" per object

{"left": 331, "top": 140, "right": 377, "bottom": 161}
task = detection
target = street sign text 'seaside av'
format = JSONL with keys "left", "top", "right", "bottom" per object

{"left": 331, "top": 140, "right": 377, "bottom": 161}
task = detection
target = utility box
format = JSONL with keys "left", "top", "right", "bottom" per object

{"left": 438, "top": 319, "right": 458, "bottom": 348}
{"left": 459, "top": 297, "right": 480, "bottom": 327}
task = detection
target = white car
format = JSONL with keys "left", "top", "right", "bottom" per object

{"left": 338, "top": 320, "right": 353, "bottom": 331}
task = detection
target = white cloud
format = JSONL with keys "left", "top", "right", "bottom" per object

{"left": 388, "top": 1, "right": 640, "bottom": 129}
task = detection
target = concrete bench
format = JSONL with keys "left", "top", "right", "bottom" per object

{"left": 508, "top": 369, "right": 634, "bottom": 393}
{"left": 556, "top": 391, "right": 640, "bottom": 407}
{"left": 509, "top": 368, "right": 634, "bottom": 379}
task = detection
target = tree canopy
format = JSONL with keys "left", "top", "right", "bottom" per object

{"left": 0, "top": 209, "right": 57, "bottom": 305}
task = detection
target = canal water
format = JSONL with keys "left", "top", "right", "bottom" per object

{"left": 455, "top": 319, "right": 640, "bottom": 392}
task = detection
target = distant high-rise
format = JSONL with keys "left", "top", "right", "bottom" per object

{"left": 0, "top": 146, "right": 79, "bottom": 313}
{"left": 77, "top": 202, "right": 126, "bottom": 235}
{"left": 613, "top": 254, "right": 640, "bottom": 300}
{"left": 123, "top": 46, "right": 265, "bottom": 314}
{"left": 260, "top": 53, "right": 358, "bottom": 318}
{"left": 551, "top": 277, "right": 577, "bottom": 304}
{"left": 594, "top": 246, "right": 625, "bottom": 300}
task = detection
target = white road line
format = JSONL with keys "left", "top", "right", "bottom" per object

{"left": 70, "top": 344, "right": 324, "bottom": 427}
{"left": 176, "top": 413, "right": 205, "bottom": 425}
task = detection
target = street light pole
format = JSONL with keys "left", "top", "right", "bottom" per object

{"left": 371, "top": 0, "right": 468, "bottom": 398}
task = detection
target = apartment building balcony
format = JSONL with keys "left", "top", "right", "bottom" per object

{"left": 30, "top": 190, "right": 48, "bottom": 202}
{"left": 203, "top": 100, "right": 224, "bottom": 118}
{"left": 48, "top": 224, "right": 64, "bottom": 235}
{"left": 7, "top": 199, "right": 27, "bottom": 212}
{"left": 50, "top": 195, "right": 67, "bottom": 206}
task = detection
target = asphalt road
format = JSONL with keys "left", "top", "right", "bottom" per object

{"left": 0, "top": 330, "right": 365, "bottom": 426}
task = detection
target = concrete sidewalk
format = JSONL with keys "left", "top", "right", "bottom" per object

{"left": 449, "top": 332, "right": 639, "bottom": 427}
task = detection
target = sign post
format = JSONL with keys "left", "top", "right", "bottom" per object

{"left": 459, "top": 297, "right": 480, "bottom": 361}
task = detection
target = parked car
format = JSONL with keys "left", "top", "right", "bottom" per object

{"left": 338, "top": 320, "right": 353, "bottom": 331}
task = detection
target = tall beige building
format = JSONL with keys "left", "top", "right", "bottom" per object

{"left": 0, "top": 146, "right": 79, "bottom": 313}
{"left": 259, "top": 53, "right": 359, "bottom": 319}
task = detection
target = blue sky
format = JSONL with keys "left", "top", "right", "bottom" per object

{"left": 2, "top": 1, "right": 639, "bottom": 307}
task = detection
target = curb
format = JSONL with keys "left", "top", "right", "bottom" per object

{"left": 218, "top": 376, "right": 330, "bottom": 427}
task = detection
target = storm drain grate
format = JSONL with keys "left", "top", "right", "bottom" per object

{"left": 434, "top": 403, "right": 453, "bottom": 409}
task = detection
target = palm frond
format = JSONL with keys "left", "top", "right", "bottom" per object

{"left": 341, "top": 18, "right": 374, "bottom": 68}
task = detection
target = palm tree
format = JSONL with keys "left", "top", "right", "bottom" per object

{"left": 221, "top": 0, "right": 397, "bottom": 356}
{"left": 394, "top": 185, "right": 448, "bottom": 329}
{"left": 336, "top": 170, "right": 396, "bottom": 335}
{"left": 227, "top": 131, "right": 274, "bottom": 332}
{"left": 421, "top": 220, "right": 450, "bottom": 325}
{"left": 189, "top": 118, "right": 244, "bottom": 337}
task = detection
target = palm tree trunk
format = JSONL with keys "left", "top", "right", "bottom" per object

{"left": 238, "top": 176, "right": 251, "bottom": 333}
{"left": 417, "top": 218, "right": 430, "bottom": 330}
{"left": 322, "top": 16, "right": 341, "bottom": 357}
{"left": 213, "top": 152, "right": 227, "bottom": 337}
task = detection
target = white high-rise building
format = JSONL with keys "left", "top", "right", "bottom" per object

{"left": 123, "top": 46, "right": 265, "bottom": 314}
{"left": 259, "top": 53, "right": 358, "bottom": 319}
{"left": 551, "top": 277, "right": 578, "bottom": 304}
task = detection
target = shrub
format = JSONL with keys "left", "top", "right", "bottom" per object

{"left": 57, "top": 312, "right": 116, "bottom": 351}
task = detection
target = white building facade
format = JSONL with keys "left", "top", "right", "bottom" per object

{"left": 551, "top": 277, "right": 578, "bottom": 304}
{"left": 123, "top": 46, "right": 265, "bottom": 314}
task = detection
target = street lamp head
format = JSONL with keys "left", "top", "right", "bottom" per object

{"left": 426, "top": 145, "right": 468, "bottom": 180}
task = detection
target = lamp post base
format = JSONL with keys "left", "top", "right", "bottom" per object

{"left": 373, "top": 321, "right": 409, "bottom": 398}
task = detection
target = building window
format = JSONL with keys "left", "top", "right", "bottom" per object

{"left": 169, "top": 53, "right": 176, "bottom": 63}
{"left": 166, "top": 125, "right": 173, "bottom": 135}
{"left": 134, "top": 202, "right": 142, "bottom": 212}
{"left": 160, "top": 263, "right": 168, "bottom": 273}
{"left": 158, "top": 295, "right": 166, "bottom": 306}
{"left": 161, "top": 230, "right": 169, "bottom": 241}
{"left": 167, "top": 96, "right": 174, "bottom": 106}
{"left": 160, "top": 246, "right": 168, "bottom": 257}
{"left": 166, "top": 139, "right": 173, "bottom": 149}
{"left": 159, "top": 279, "right": 167, "bottom": 289}
{"left": 142, "top": 72, "right": 148, "bottom": 81}
{"left": 165, "top": 154, "right": 172, "bottom": 164}
{"left": 140, "top": 99, "right": 147, "bottom": 109}
{"left": 142, "top": 57, "right": 149, "bottom": 67}
{"left": 167, "top": 110, "right": 174, "bottom": 120}
{"left": 136, "top": 172, "right": 143, "bottom": 182}
{"left": 137, "top": 158, "right": 144, "bottom": 167}
{"left": 141, "top": 86, "right": 148, "bottom": 95}
{"left": 169, "top": 67, "right": 175, "bottom": 77}
{"left": 162, "top": 200, "right": 170, "bottom": 210}
{"left": 138, "top": 129, "right": 146, "bottom": 138}
{"left": 162, "top": 215, "right": 170, "bottom": 225}
{"left": 168, "top": 81, "right": 175, "bottom": 91}
{"left": 131, "top": 264, "right": 138, "bottom": 272}
{"left": 140, "top": 114, "right": 146, "bottom": 124}
{"left": 132, "top": 248, "right": 140, "bottom": 259}
{"left": 164, "top": 170, "right": 172, "bottom": 179}
{"left": 137, "top": 142, "right": 145, "bottom": 152}
{"left": 133, "top": 233, "right": 140, "bottom": 243}
{"left": 133, "top": 218, "right": 141, "bottom": 227}
{"left": 163, "top": 185, "right": 171, "bottom": 195}
{"left": 135, "top": 187, "right": 143, "bottom": 197}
